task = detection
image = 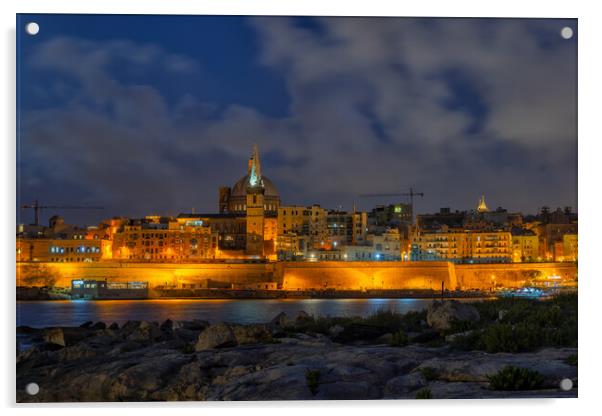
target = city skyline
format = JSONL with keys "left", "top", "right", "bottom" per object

{"left": 17, "top": 15, "right": 577, "bottom": 226}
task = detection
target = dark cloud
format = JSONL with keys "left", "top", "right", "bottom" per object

{"left": 18, "top": 17, "right": 577, "bottom": 226}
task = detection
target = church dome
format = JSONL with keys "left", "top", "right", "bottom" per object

{"left": 231, "top": 175, "right": 279, "bottom": 198}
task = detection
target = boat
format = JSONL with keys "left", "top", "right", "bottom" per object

{"left": 70, "top": 279, "right": 149, "bottom": 300}
{"left": 497, "top": 287, "right": 548, "bottom": 299}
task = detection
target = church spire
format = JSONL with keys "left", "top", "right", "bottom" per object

{"left": 477, "top": 195, "right": 489, "bottom": 213}
{"left": 248, "top": 144, "right": 263, "bottom": 188}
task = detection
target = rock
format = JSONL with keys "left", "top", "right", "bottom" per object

{"left": 160, "top": 319, "right": 174, "bottom": 331}
{"left": 91, "top": 322, "right": 106, "bottom": 330}
{"left": 43, "top": 327, "right": 92, "bottom": 347}
{"left": 316, "top": 381, "right": 376, "bottom": 400}
{"left": 232, "top": 324, "right": 272, "bottom": 345}
{"left": 427, "top": 300, "right": 480, "bottom": 332}
{"left": 108, "top": 323, "right": 119, "bottom": 330}
{"left": 79, "top": 321, "right": 93, "bottom": 328}
{"left": 56, "top": 344, "right": 98, "bottom": 362}
{"left": 195, "top": 323, "right": 237, "bottom": 351}
{"left": 375, "top": 333, "right": 394, "bottom": 344}
{"left": 296, "top": 311, "right": 310, "bottom": 321}
{"left": 445, "top": 330, "right": 475, "bottom": 343}
{"left": 410, "top": 329, "right": 440, "bottom": 343}
{"left": 177, "top": 319, "right": 210, "bottom": 331}
{"left": 333, "top": 323, "right": 386, "bottom": 343}
{"left": 328, "top": 325, "right": 344, "bottom": 338}
{"left": 270, "top": 312, "right": 293, "bottom": 327}
{"left": 384, "top": 372, "right": 427, "bottom": 397}
{"left": 124, "top": 321, "right": 163, "bottom": 343}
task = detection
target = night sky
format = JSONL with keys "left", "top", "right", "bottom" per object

{"left": 16, "top": 15, "right": 577, "bottom": 227}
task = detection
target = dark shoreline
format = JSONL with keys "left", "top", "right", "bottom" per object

{"left": 16, "top": 296, "right": 578, "bottom": 401}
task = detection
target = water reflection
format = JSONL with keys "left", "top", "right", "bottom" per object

{"left": 16, "top": 298, "right": 482, "bottom": 328}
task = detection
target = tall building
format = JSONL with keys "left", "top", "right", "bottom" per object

{"left": 245, "top": 145, "right": 266, "bottom": 256}
{"left": 218, "top": 146, "right": 280, "bottom": 216}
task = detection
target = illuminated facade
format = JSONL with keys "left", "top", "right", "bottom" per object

{"left": 277, "top": 204, "right": 328, "bottom": 250}
{"left": 111, "top": 217, "right": 218, "bottom": 261}
{"left": 411, "top": 228, "right": 511, "bottom": 263}
{"left": 218, "top": 146, "right": 280, "bottom": 216}
{"left": 16, "top": 238, "right": 102, "bottom": 263}
{"left": 561, "top": 234, "right": 578, "bottom": 262}
{"left": 511, "top": 231, "right": 539, "bottom": 262}
{"left": 245, "top": 145, "right": 266, "bottom": 256}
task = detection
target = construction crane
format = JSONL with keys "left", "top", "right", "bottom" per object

{"left": 20, "top": 200, "right": 104, "bottom": 226}
{"left": 358, "top": 187, "right": 424, "bottom": 222}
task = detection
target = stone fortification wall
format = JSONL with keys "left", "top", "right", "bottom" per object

{"left": 16, "top": 261, "right": 577, "bottom": 294}
{"left": 16, "top": 262, "right": 275, "bottom": 291}
{"left": 276, "top": 261, "right": 454, "bottom": 291}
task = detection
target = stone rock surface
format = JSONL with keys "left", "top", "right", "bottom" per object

{"left": 17, "top": 320, "right": 578, "bottom": 402}
{"left": 195, "top": 323, "right": 237, "bottom": 351}
{"left": 271, "top": 312, "right": 293, "bottom": 327}
{"left": 43, "top": 327, "right": 92, "bottom": 347}
{"left": 427, "top": 300, "right": 480, "bottom": 331}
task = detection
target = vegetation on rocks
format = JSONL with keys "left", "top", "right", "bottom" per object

{"left": 389, "top": 331, "right": 409, "bottom": 347}
{"left": 448, "top": 293, "right": 577, "bottom": 353}
{"left": 565, "top": 354, "right": 578, "bottom": 366}
{"left": 419, "top": 367, "right": 439, "bottom": 381}
{"left": 415, "top": 388, "right": 433, "bottom": 399}
{"left": 306, "top": 370, "right": 321, "bottom": 396}
{"left": 487, "top": 366, "right": 545, "bottom": 391}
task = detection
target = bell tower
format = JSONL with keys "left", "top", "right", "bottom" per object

{"left": 245, "top": 144, "right": 265, "bottom": 256}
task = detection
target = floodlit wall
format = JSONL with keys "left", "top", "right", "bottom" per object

{"left": 16, "top": 260, "right": 577, "bottom": 294}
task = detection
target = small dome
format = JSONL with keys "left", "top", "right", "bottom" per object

{"left": 231, "top": 175, "right": 279, "bottom": 198}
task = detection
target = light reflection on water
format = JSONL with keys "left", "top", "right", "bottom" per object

{"left": 16, "top": 298, "right": 481, "bottom": 328}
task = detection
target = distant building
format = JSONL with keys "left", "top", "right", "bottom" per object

{"left": 218, "top": 146, "right": 280, "bottom": 217}
{"left": 562, "top": 234, "right": 578, "bottom": 262}
{"left": 326, "top": 210, "right": 367, "bottom": 247}
{"left": 411, "top": 228, "right": 511, "bottom": 263}
{"left": 16, "top": 238, "right": 102, "bottom": 263}
{"left": 16, "top": 215, "right": 104, "bottom": 262}
{"left": 511, "top": 228, "right": 539, "bottom": 262}
{"left": 111, "top": 216, "right": 218, "bottom": 261}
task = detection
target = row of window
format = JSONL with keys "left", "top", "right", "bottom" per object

{"left": 49, "top": 246, "right": 101, "bottom": 254}
{"left": 48, "top": 257, "right": 98, "bottom": 262}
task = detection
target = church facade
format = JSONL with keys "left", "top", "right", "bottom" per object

{"left": 179, "top": 145, "right": 279, "bottom": 258}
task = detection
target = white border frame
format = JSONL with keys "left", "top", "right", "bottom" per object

{"left": 2, "top": 1, "right": 601, "bottom": 415}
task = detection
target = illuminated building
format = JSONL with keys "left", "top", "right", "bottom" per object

{"left": 367, "top": 228, "right": 402, "bottom": 260}
{"left": 278, "top": 204, "right": 328, "bottom": 251}
{"left": 16, "top": 238, "right": 102, "bottom": 262}
{"left": 326, "top": 210, "right": 367, "bottom": 247}
{"left": 511, "top": 229, "right": 539, "bottom": 262}
{"left": 16, "top": 215, "right": 104, "bottom": 262}
{"left": 245, "top": 145, "right": 266, "bottom": 256}
{"left": 111, "top": 216, "right": 218, "bottom": 261}
{"left": 561, "top": 234, "right": 578, "bottom": 262}
{"left": 411, "top": 227, "right": 511, "bottom": 263}
{"left": 218, "top": 146, "right": 280, "bottom": 216}
{"left": 476, "top": 195, "right": 489, "bottom": 213}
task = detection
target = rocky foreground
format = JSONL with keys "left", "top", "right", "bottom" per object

{"left": 17, "top": 302, "right": 578, "bottom": 402}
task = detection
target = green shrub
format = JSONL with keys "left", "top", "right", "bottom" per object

{"left": 389, "top": 330, "right": 409, "bottom": 347}
{"left": 419, "top": 367, "right": 439, "bottom": 381}
{"left": 306, "top": 369, "right": 321, "bottom": 396}
{"left": 487, "top": 366, "right": 544, "bottom": 390}
{"left": 449, "top": 329, "right": 485, "bottom": 351}
{"left": 565, "top": 354, "right": 578, "bottom": 366}
{"left": 415, "top": 388, "right": 433, "bottom": 399}
{"left": 181, "top": 343, "right": 195, "bottom": 354}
